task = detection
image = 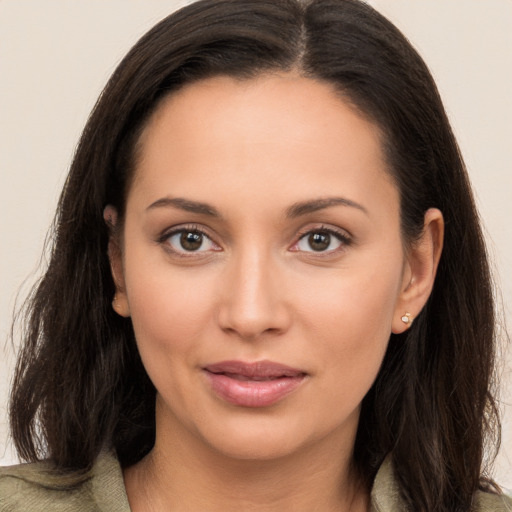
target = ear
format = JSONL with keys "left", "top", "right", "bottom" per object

{"left": 103, "top": 205, "right": 131, "bottom": 318}
{"left": 392, "top": 208, "right": 444, "bottom": 334}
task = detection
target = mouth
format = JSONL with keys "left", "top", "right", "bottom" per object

{"left": 203, "top": 360, "right": 307, "bottom": 408}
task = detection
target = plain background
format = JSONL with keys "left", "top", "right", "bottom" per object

{"left": 1, "top": 0, "right": 511, "bottom": 489}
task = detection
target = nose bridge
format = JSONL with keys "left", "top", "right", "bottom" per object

{"left": 218, "top": 241, "right": 289, "bottom": 339}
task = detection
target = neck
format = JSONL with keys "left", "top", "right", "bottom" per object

{"left": 124, "top": 421, "right": 369, "bottom": 512}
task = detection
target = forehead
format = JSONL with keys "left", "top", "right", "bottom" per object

{"left": 140, "top": 73, "right": 382, "bottom": 153}
{"left": 129, "top": 73, "right": 398, "bottom": 219}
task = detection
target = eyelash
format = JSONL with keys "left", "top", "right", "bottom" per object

{"left": 293, "top": 225, "right": 352, "bottom": 254}
{"left": 157, "top": 224, "right": 352, "bottom": 257}
{"left": 157, "top": 224, "right": 219, "bottom": 258}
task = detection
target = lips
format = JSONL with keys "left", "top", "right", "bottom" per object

{"left": 203, "top": 360, "right": 306, "bottom": 407}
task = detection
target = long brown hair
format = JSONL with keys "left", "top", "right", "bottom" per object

{"left": 9, "top": 1, "right": 500, "bottom": 510}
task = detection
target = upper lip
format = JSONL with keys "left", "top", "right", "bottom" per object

{"left": 203, "top": 360, "right": 306, "bottom": 379}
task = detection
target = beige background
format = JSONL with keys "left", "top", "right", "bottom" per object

{"left": 1, "top": 0, "right": 511, "bottom": 489}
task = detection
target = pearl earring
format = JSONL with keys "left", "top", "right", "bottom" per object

{"left": 401, "top": 312, "right": 413, "bottom": 325}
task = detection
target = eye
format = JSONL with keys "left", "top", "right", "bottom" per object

{"left": 163, "top": 228, "right": 219, "bottom": 255}
{"left": 294, "top": 228, "right": 350, "bottom": 253}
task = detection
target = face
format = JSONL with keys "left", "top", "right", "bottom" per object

{"left": 111, "top": 74, "right": 416, "bottom": 461}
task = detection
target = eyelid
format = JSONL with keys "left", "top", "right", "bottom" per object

{"left": 156, "top": 223, "right": 352, "bottom": 257}
{"left": 290, "top": 224, "right": 353, "bottom": 253}
{"left": 157, "top": 223, "right": 222, "bottom": 256}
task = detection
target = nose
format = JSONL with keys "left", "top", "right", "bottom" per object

{"left": 217, "top": 247, "right": 292, "bottom": 341}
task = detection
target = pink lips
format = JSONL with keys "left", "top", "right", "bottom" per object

{"left": 203, "top": 360, "right": 306, "bottom": 407}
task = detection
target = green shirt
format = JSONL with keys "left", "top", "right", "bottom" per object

{"left": 1, "top": 451, "right": 511, "bottom": 511}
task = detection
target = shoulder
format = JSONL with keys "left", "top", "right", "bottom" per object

{"left": 0, "top": 459, "right": 94, "bottom": 512}
{"left": 473, "top": 490, "right": 512, "bottom": 512}
{"left": 0, "top": 459, "right": 91, "bottom": 512}
{"left": 0, "top": 451, "right": 131, "bottom": 512}
{"left": 371, "top": 455, "right": 512, "bottom": 512}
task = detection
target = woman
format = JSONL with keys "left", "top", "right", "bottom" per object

{"left": 1, "top": 0, "right": 510, "bottom": 510}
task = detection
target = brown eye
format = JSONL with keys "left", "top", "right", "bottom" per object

{"left": 180, "top": 231, "right": 203, "bottom": 251}
{"left": 295, "top": 229, "right": 348, "bottom": 253}
{"left": 164, "top": 229, "right": 217, "bottom": 254}
{"left": 308, "top": 232, "right": 331, "bottom": 251}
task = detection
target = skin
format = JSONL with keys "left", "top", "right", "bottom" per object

{"left": 106, "top": 73, "right": 444, "bottom": 511}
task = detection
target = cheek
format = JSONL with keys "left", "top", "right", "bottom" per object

{"left": 295, "top": 254, "right": 403, "bottom": 389}
{"left": 300, "top": 256, "right": 402, "bottom": 335}
{"left": 124, "top": 257, "right": 217, "bottom": 358}
{"left": 123, "top": 262, "right": 222, "bottom": 410}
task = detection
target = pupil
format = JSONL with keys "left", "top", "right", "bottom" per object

{"left": 180, "top": 232, "right": 203, "bottom": 251}
{"left": 309, "top": 232, "right": 330, "bottom": 251}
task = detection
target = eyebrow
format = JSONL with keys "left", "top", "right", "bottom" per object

{"left": 146, "top": 197, "right": 222, "bottom": 218}
{"left": 146, "top": 195, "right": 367, "bottom": 219}
{"left": 285, "top": 197, "right": 368, "bottom": 218}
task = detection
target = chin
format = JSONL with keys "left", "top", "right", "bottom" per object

{"left": 206, "top": 433, "right": 304, "bottom": 462}
{"left": 194, "top": 413, "right": 328, "bottom": 463}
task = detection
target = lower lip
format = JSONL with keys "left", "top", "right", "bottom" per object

{"left": 204, "top": 372, "right": 305, "bottom": 407}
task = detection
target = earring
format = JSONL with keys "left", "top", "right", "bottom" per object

{"left": 401, "top": 312, "right": 413, "bottom": 325}
{"left": 112, "top": 294, "right": 120, "bottom": 312}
